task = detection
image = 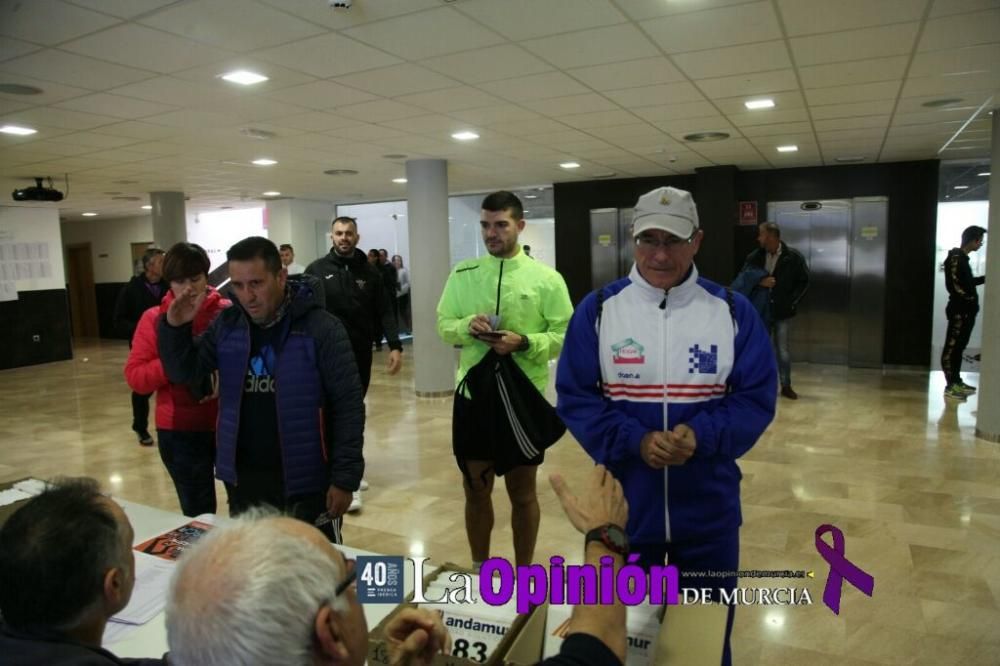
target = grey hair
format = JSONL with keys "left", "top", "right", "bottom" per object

{"left": 759, "top": 221, "right": 781, "bottom": 238}
{"left": 165, "top": 510, "right": 347, "bottom": 666}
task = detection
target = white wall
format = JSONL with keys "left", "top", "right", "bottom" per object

{"left": 1, "top": 205, "right": 65, "bottom": 291}
{"left": 518, "top": 218, "right": 555, "bottom": 268}
{"left": 61, "top": 214, "right": 153, "bottom": 284}
{"left": 187, "top": 208, "right": 266, "bottom": 272}
{"left": 334, "top": 200, "right": 409, "bottom": 260}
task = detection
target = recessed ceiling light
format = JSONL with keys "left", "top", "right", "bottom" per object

{"left": 524, "top": 194, "right": 538, "bottom": 199}
{"left": 744, "top": 98, "right": 775, "bottom": 110}
{"left": 921, "top": 97, "right": 964, "bottom": 108}
{"left": 954, "top": 185, "right": 969, "bottom": 190}
{"left": 835, "top": 156, "right": 865, "bottom": 163}
{"left": 0, "top": 83, "right": 44, "bottom": 95}
{"left": 252, "top": 158, "right": 277, "bottom": 166}
{"left": 323, "top": 168, "right": 359, "bottom": 176}
{"left": 392, "top": 178, "right": 407, "bottom": 184}
{"left": 683, "top": 132, "right": 729, "bottom": 142}
{"left": 221, "top": 70, "right": 268, "bottom": 85}
{"left": 978, "top": 172, "right": 990, "bottom": 176}
{"left": 451, "top": 131, "right": 479, "bottom": 141}
{"left": 0, "top": 124, "right": 37, "bottom": 136}
{"left": 262, "top": 191, "right": 281, "bottom": 196}
{"left": 560, "top": 162, "right": 581, "bottom": 169}
{"left": 82, "top": 212, "right": 97, "bottom": 217}
{"left": 141, "top": 205, "right": 152, "bottom": 210}
{"left": 777, "top": 145, "right": 798, "bottom": 153}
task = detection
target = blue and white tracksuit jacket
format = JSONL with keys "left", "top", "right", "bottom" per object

{"left": 556, "top": 264, "right": 777, "bottom": 546}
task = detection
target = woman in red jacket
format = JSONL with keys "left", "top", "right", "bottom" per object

{"left": 125, "top": 242, "right": 230, "bottom": 516}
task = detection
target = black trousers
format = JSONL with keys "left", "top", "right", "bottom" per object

{"left": 351, "top": 342, "right": 373, "bottom": 397}
{"left": 225, "top": 472, "right": 340, "bottom": 543}
{"left": 130, "top": 391, "right": 151, "bottom": 433}
{"left": 157, "top": 430, "right": 216, "bottom": 517}
{"left": 941, "top": 303, "right": 977, "bottom": 385}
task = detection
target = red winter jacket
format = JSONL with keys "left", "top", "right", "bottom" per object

{"left": 124, "top": 287, "right": 231, "bottom": 432}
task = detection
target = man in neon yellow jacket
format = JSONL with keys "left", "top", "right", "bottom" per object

{"left": 437, "top": 190, "right": 573, "bottom": 569}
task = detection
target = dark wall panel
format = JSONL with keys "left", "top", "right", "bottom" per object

{"left": 553, "top": 160, "right": 939, "bottom": 367}
{"left": 96, "top": 282, "right": 129, "bottom": 340}
{"left": 0, "top": 289, "right": 73, "bottom": 371}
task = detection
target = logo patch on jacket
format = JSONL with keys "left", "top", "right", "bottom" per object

{"left": 688, "top": 343, "right": 718, "bottom": 374}
{"left": 611, "top": 338, "right": 645, "bottom": 364}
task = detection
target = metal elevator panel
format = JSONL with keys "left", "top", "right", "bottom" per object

{"left": 848, "top": 197, "right": 888, "bottom": 368}
{"left": 590, "top": 207, "right": 635, "bottom": 290}
{"left": 768, "top": 200, "right": 851, "bottom": 365}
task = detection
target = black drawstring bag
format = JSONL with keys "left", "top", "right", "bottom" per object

{"left": 455, "top": 349, "right": 566, "bottom": 476}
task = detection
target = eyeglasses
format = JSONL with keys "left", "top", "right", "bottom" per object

{"left": 335, "top": 558, "right": 357, "bottom": 598}
{"left": 635, "top": 234, "right": 692, "bottom": 250}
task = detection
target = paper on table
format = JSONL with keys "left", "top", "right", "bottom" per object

{"left": 0, "top": 487, "right": 33, "bottom": 507}
{"left": 111, "top": 553, "right": 176, "bottom": 625}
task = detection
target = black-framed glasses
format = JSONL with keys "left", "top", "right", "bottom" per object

{"left": 635, "top": 234, "right": 692, "bottom": 250}
{"left": 334, "top": 557, "right": 357, "bottom": 598}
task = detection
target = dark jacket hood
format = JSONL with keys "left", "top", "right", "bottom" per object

{"left": 327, "top": 247, "right": 368, "bottom": 269}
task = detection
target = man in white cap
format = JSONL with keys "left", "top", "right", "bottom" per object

{"left": 555, "top": 186, "right": 777, "bottom": 666}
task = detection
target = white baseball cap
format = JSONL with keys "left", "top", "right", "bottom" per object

{"left": 632, "top": 186, "right": 699, "bottom": 240}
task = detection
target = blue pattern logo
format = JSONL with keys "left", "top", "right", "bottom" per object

{"left": 688, "top": 344, "right": 718, "bottom": 374}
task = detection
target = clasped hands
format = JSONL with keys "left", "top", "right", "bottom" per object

{"left": 468, "top": 314, "right": 524, "bottom": 356}
{"left": 640, "top": 424, "right": 697, "bottom": 468}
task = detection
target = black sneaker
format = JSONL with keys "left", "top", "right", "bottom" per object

{"left": 780, "top": 385, "right": 798, "bottom": 400}
{"left": 957, "top": 381, "right": 977, "bottom": 395}
{"left": 136, "top": 430, "right": 154, "bottom": 446}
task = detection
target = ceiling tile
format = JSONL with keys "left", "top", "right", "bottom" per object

{"left": 257, "top": 33, "right": 401, "bottom": 79}
{"left": 893, "top": 108, "right": 982, "bottom": 125}
{"left": 727, "top": 108, "right": 811, "bottom": 126}
{"left": 170, "top": 58, "right": 317, "bottom": 90}
{"left": 695, "top": 69, "right": 800, "bottom": 99}
{"left": 0, "top": 37, "right": 42, "bottom": 63}
{"left": 813, "top": 116, "right": 891, "bottom": 131}
{"left": 0, "top": 50, "right": 155, "bottom": 90}
{"left": 567, "top": 57, "right": 686, "bottom": 91}
{"left": 0, "top": 74, "right": 93, "bottom": 106}
{"left": 790, "top": 23, "right": 920, "bottom": 66}
{"left": 604, "top": 82, "right": 709, "bottom": 108}
{"left": 257, "top": 0, "right": 440, "bottom": 29}
{"left": 141, "top": 109, "right": 241, "bottom": 129}
{"left": 805, "top": 80, "right": 902, "bottom": 106}
{"left": 798, "top": 56, "right": 909, "bottom": 88}
{"left": 54, "top": 93, "right": 177, "bottom": 120}
{"left": 2, "top": 106, "right": 119, "bottom": 130}
{"left": 394, "top": 87, "right": 496, "bottom": 113}
{"left": 89, "top": 121, "right": 179, "bottom": 139}
{"left": 59, "top": 131, "right": 146, "bottom": 149}
{"left": 560, "top": 109, "right": 642, "bottom": 129}
{"left": 656, "top": 118, "right": 737, "bottom": 135}
{"left": 456, "top": 0, "right": 626, "bottom": 40}
{"left": 929, "top": 0, "right": 1000, "bottom": 17}
{"left": 522, "top": 93, "right": 620, "bottom": 117}
{"left": 259, "top": 82, "right": 375, "bottom": 112}
{"left": 521, "top": 24, "right": 660, "bottom": 69}
{"left": 712, "top": 90, "right": 805, "bottom": 114}
{"left": 909, "top": 43, "right": 1000, "bottom": 77}
{"left": 778, "top": 0, "right": 928, "bottom": 36}
{"left": 492, "top": 118, "right": 571, "bottom": 137}
{"left": 817, "top": 128, "right": 887, "bottom": 142}
{"left": 0, "top": 0, "right": 121, "bottom": 45}
{"left": 740, "top": 122, "right": 814, "bottom": 137}
{"left": 276, "top": 112, "right": 367, "bottom": 132}
{"left": 497, "top": 72, "right": 591, "bottom": 101}
{"left": 333, "top": 64, "right": 458, "bottom": 98}
{"left": 335, "top": 99, "right": 429, "bottom": 123}
{"left": 108, "top": 76, "right": 240, "bottom": 108}
{"left": 919, "top": 9, "right": 1000, "bottom": 51}
{"left": 138, "top": 0, "right": 325, "bottom": 51}
{"left": 672, "top": 41, "right": 791, "bottom": 79}
{"left": 901, "top": 72, "right": 1000, "bottom": 97}
{"left": 61, "top": 24, "right": 233, "bottom": 74}
{"left": 642, "top": 2, "right": 781, "bottom": 54}
{"left": 811, "top": 100, "right": 896, "bottom": 120}
{"left": 450, "top": 106, "right": 542, "bottom": 126}
{"left": 344, "top": 7, "right": 504, "bottom": 60}
{"left": 615, "top": 0, "right": 753, "bottom": 21}
{"left": 420, "top": 45, "right": 553, "bottom": 85}
{"left": 63, "top": 0, "right": 178, "bottom": 19}
{"left": 326, "top": 122, "right": 412, "bottom": 141}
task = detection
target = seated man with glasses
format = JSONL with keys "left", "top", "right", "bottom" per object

{"left": 556, "top": 186, "right": 777, "bottom": 666}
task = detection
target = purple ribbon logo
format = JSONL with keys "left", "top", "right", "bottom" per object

{"left": 815, "top": 524, "right": 874, "bottom": 615}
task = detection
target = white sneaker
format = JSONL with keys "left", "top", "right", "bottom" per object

{"left": 359, "top": 478, "right": 369, "bottom": 491}
{"left": 348, "top": 490, "right": 362, "bottom": 513}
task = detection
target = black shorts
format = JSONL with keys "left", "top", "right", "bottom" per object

{"left": 452, "top": 394, "right": 543, "bottom": 474}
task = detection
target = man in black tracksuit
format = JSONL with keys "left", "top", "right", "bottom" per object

{"left": 114, "top": 247, "right": 165, "bottom": 445}
{"left": 741, "top": 222, "right": 809, "bottom": 399}
{"left": 306, "top": 218, "right": 402, "bottom": 394}
{"left": 942, "top": 225, "right": 987, "bottom": 400}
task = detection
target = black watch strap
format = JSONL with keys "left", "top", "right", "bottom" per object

{"left": 585, "top": 523, "right": 629, "bottom": 556}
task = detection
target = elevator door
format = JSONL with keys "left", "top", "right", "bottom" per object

{"left": 768, "top": 200, "right": 851, "bottom": 365}
{"left": 590, "top": 207, "right": 634, "bottom": 289}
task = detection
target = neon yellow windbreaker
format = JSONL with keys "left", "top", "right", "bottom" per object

{"left": 436, "top": 248, "right": 573, "bottom": 393}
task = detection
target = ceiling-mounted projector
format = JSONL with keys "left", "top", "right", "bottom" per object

{"left": 12, "top": 177, "right": 64, "bottom": 202}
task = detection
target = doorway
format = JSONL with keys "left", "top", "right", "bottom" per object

{"left": 131, "top": 241, "right": 153, "bottom": 276}
{"left": 66, "top": 243, "right": 99, "bottom": 339}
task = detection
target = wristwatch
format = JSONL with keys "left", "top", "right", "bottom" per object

{"left": 516, "top": 334, "right": 530, "bottom": 352}
{"left": 585, "top": 523, "right": 629, "bottom": 556}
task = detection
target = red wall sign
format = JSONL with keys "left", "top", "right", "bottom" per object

{"left": 739, "top": 201, "right": 758, "bottom": 226}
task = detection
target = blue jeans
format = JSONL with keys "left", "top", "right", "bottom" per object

{"left": 634, "top": 529, "right": 739, "bottom": 666}
{"left": 157, "top": 430, "right": 217, "bottom": 517}
{"left": 771, "top": 319, "right": 792, "bottom": 387}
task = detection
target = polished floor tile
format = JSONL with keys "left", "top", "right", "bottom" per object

{"left": 1, "top": 339, "right": 998, "bottom": 665}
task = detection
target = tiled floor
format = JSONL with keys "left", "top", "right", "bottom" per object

{"left": 1, "top": 339, "right": 997, "bottom": 665}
